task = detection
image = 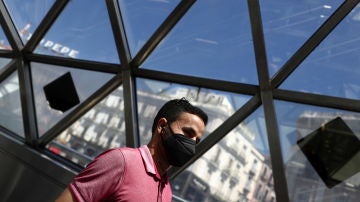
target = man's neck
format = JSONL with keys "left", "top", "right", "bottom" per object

{"left": 147, "top": 142, "right": 169, "bottom": 176}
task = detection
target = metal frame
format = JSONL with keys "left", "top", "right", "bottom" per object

{"left": 17, "top": 58, "right": 38, "bottom": 146}
{"left": 247, "top": 0, "right": 290, "bottom": 201}
{"left": 0, "top": 0, "right": 359, "bottom": 201}
{"left": 274, "top": 89, "right": 360, "bottom": 113}
{"left": 26, "top": 53, "right": 120, "bottom": 73}
{"left": 106, "top": 0, "right": 139, "bottom": 147}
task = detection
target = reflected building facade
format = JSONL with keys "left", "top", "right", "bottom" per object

{"left": 172, "top": 130, "right": 276, "bottom": 202}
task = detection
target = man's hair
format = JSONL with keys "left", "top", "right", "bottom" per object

{"left": 151, "top": 98, "right": 208, "bottom": 133}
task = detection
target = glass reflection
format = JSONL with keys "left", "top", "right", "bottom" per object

{"left": 4, "top": 0, "right": 54, "bottom": 44}
{"left": 260, "top": 0, "right": 343, "bottom": 76}
{"left": 280, "top": 3, "right": 360, "bottom": 100}
{"left": 0, "top": 27, "right": 11, "bottom": 50}
{"left": 0, "top": 71, "right": 24, "bottom": 136}
{"left": 142, "top": 0, "right": 257, "bottom": 84}
{"left": 136, "top": 78, "right": 251, "bottom": 145}
{"left": 118, "top": 0, "right": 179, "bottom": 56}
{"left": 47, "top": 85, "right": 126, "bottom": 167}
{"left": 31, "top": 62, "right": 113, "bottom": 136}
{"left": 171, "top": 107, "right": 276, "bottom": 202}
{"left": 34, "top": 0, "right": 119, "bottom": 63}
{"left": 275, "top": 100, "right": 360, "bottom": 201}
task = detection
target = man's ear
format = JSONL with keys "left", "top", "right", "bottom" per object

{"left": 156, "top": 118, "right": 168, "bottom": 133}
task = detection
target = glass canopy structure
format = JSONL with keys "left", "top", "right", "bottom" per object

{"left": 0, "top": 0, "right": 359, "bottom": 201}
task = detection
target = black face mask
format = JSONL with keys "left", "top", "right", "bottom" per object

{"left": 162, "top": 125, "right": 196, "bottom": 167}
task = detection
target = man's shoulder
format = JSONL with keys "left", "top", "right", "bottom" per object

{"left": 97, "top": 147, "right": 137, "bottom": 157}
{"left": 84, "top": 147, "right": 139, "bottom": 171}
{"left": 97, "top": 147, "right": 142, "bottom": 160}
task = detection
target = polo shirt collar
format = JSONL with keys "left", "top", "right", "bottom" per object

{"left": 139, "top": 145, "right": 162, "bottom": 180}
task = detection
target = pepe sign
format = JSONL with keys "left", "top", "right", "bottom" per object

{"left": 14, "top": 23, "right": 80, "bottom": 58}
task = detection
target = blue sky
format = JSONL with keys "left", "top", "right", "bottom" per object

{"left": 1, "top": 0, "right": 359, "bottom": 101}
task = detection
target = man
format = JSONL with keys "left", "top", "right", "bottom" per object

{"left": 55, "top": 98, "right": 208, "bottom": 202}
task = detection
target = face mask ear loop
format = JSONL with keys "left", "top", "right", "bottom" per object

{"left": 167, "top": 123, "right": 175, "bottom": 136}
{"left": 160, "top": 127, "right": 167, "bottom": 145}
{"left": 160, "top": 127, "right": 172, "bottom": 164}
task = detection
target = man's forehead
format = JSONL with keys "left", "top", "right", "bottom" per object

{"left": 177, "top": 112, "right": 204, "bottom": 123}
{"left": 176, "top": 113, "right": 205, "bottom": 132}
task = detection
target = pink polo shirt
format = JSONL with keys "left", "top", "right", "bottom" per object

{"left": 69, "top": 145, "right": 172, "bottom": 202}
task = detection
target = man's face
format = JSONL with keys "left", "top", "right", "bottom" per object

{"left": 167, "top": 112, "right": 206, "bottom": 144}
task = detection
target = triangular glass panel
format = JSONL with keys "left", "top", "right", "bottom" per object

{"left": 30, "top": 62, "right": 113, "bottom": 136}
{"left": 46, "top": 85, "right": 126, "bottom": 167}
{"left": 280, "top": 4, "right": 360, "bottom": 100}
{"left": 260, "top": 0, "right": 343, "bottom": 77}
{"left": 171, "top": 106, "right": 277, "bottom": 202}
{"left": 136, "top": 78, "right": 252, "bottom": 145}
{"left": 141, "top": 1, "right": 258, "bottom": 84}
{"left": 274, "top": 100, "right": 360, "bottom": 199}
{"left": 0, "top": 24, "right": 12, "bottom": 50}
{"left": 118, "top": 0, "right": 180, "bottom": 57}
{"left": 0, "top": 58, "right": 12, "bottom": 72}
{"left": 0, "top": 70, "right": 24, "bottom": 137}
{"left": 3, "top": 0, "right": 55, "bottom": 44}
{"left": 34, "top": 0, "right": 119, "bottom": 63}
